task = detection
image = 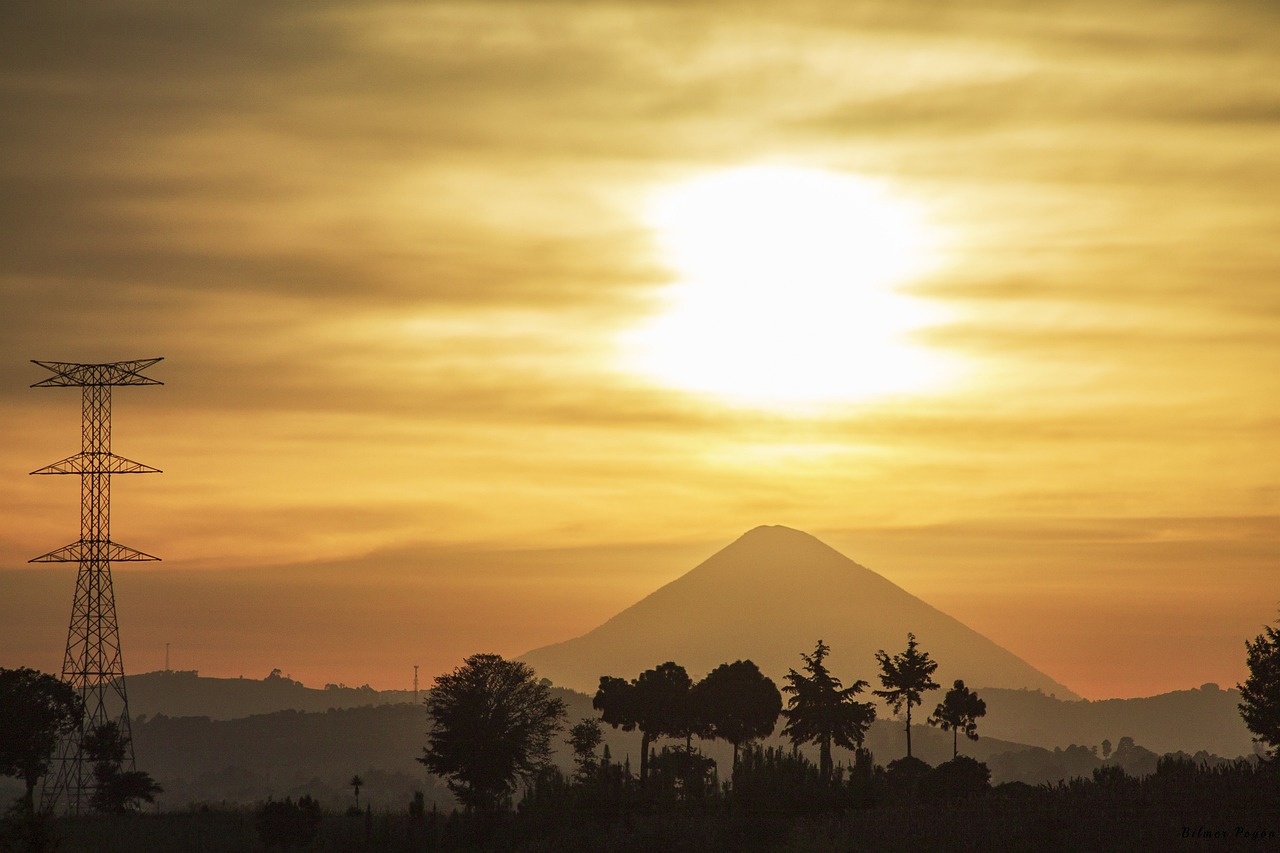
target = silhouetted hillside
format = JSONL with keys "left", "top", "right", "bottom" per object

{"left": 122, "top": 681, "right": 1249, "bottom": 810}
{"left": 977, "top": 683, "right": 1253, "bottom": 757}
{"left": 128, "top": 669, "right": 414, "bottom": 720}
{"left": 521, "top": 525, "right": 1079, "bottom": 698}
{"left": 128, "top": 683, "right": 1045, "bottom": 809}
{"left": 133, "top": 703, "right": 440, "bottom": 810}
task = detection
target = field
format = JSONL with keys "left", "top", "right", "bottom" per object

{"left": 22, "top": 758, "right": 1278, "bottom": 853}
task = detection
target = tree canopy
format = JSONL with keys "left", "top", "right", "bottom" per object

{"left": 566, "top": 718, "right": 604, "bottom": 780}
{"left": 928, "top": 680, "right": 987, "bottom": 759}
{"left": 695, "top": 660, "right": 781, "bottom": 767}
{"left": 82, "top": 721, "right": 163, "bottom": 813}
{"left": 594, "top": 661, "right": 693, "bottom": 783}
{"left": 1239, "top": 617, "right": 1280, "bottom": 758}
{"left": 0, "top": 667, "right": 83, "bottom": 808}
{"left": 781, "top": 640, "right": 876, "bottom": 782}
{"left": 874, "top": 633, "right": 940, "bottom": 759}
{"left": 420, "top": 653, "right": 567, "bottom": 811}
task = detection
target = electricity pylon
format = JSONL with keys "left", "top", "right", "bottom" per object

{"left": 30, "top": 358, "right": 162, "bottom": 814}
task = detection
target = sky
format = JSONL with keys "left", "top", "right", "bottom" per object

{"left": 1, "top": 0, "right": 1277, "bottom": 700}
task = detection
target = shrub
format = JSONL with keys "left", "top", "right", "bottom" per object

{"left": 255, "top": 795, "right": 322, "bottom": 849}
{"left": 920, "top": 756, "right": 991, "bottom": 799}
{"left": 884, "top": 755, "right": 932, "bottom": 797}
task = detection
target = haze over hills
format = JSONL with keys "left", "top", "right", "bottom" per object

{"left": 520, "top": 525, "right": 1080, "bottom": 699}
{"left": 124, "top": 669, "right": 1250, "bottom": 758}
{"left": 128, "top": 669, "right": 415, "bottom": 721}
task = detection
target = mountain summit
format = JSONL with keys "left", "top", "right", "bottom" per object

{"left": 520, "top": 525, "right": 1078, "bottom": 699}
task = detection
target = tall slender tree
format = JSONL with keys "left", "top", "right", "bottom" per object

{"left": 874, "top": 633, "right": 940, "bottom": 759}
{"left": 1239, "top": 616, "right": 1280, "bottom": 758}
{"left": 928, "top": 680, "right": 987, "bottom": 758}
{"left": 696, "top": 660, "right": 782, "bottom": 768}
{"left": 781, "top": 640, "right": 876, "bottom": 782}
{"left": 566, "top": 718, "right": 604, "bottom": 780}
{"left": 349, "top": 774, "right": 364, "bottom": 810}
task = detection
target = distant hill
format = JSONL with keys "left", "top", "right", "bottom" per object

{"left": 127, "top": 684, "right": 1046, "bottom": 810}
{"left": 977, "top": 683, "right": 1254, "bottom": 757}
{"left": 128, "top": 669, "right": 414, "bottom": 721}
{"left": 123, "top": 667, "right": 1251, "bottom": 761}
{"left": 120, "top": 680, "right": 1253, "bottom": 811}
{"left": 520, "top": 525, "right": 1079, "bottom": 699}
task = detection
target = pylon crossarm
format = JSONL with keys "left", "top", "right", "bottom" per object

{"left": 31, "top": 452, "right": 162, "bottom": 475}
{"left": 30, "top": 540, "right": 160, "bottom": 563}
{"left": 31, "top": 358, "right": 163, "bottom": 387}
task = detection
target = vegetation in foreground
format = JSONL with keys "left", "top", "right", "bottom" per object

{"left": 2, "top": 613, "right": 1278, "bottom": 851}
{"left": 4, "top": 751, "right": 1276, "bottom": 853}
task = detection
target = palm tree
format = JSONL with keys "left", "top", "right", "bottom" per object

{"left": 350, "top": 774, "right": 363, "bottom": 810}
{"left": 874, "top": 633, "right": 940, "bottom": 759}
{"left": 781, "top": 640, "right": 876, "bottom": 782}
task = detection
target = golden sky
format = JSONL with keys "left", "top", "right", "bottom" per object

{"left": 2, "top": 0, "right": 1277, "bottom": 700}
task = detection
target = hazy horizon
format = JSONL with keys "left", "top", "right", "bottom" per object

{"left": 2, "top": 0, "right": 1277, "bottom": 701}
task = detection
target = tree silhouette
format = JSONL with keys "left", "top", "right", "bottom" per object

{"left": 419, "top": 653, "right": 566, "bottom": 812}
{"left": 593, "top": 675, "right": 641, "bottom": 780}
{"left": 82, "top": 721, "right": 163, "bottom": 813}
{"left": 780, "top": 640, "right": 876, "bottom": 782}
{"left": 566, "top": 718, "right": 604, "bottom": 780}
{"left": 928, "top": 679, "right": 987, "bottom": 758}
{"left": 695, "top": 660, "right": 782, "bottom": 768}
{"left": 594, "top": 662, "right": 693, "bottom": 783}
{"left": 0, "top": 667, "right": 82, "bottom": 809}
{"left": 349, "top": 774, "right": 363, "bottom": 811}
{"left": 874, "top": 633, "right": 940, "bottom": 760}
{"left": 1239, "top": 615, "right": 1280, "bottom": 757}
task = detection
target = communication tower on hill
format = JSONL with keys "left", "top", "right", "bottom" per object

{"left": 30, "top": 358, "right": 163, "bottom": 814}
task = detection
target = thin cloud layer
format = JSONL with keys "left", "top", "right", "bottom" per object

{"left": 1, "top": 0, "right": 1277, "bottom": 697}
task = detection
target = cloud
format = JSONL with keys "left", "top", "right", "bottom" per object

{"left": 2, "top": 0, "right": 1278, "bottom": 697}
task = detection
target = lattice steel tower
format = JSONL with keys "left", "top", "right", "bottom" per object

{"left": 30, "top": 358, "right": 163, "bottom": 814}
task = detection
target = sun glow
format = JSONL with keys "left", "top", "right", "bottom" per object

{"left": 624, "top": 165, "right": 956, "bottom": 409}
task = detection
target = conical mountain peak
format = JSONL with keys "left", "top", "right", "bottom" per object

{"left": 520, "top": 527, "right": 1078, "bottom": 700}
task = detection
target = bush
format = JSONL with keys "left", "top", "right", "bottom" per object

{"left": 920, "top": 756, "right": 991, "bottom": 799}
{"left": 1090, "top": 764, "right": 1130, "bottom": 786}
{"left": 255, "top": 795, "right": 322, "bottom": 849}
{"left": 884, "top": 755, "right": 932, "bottom": 797}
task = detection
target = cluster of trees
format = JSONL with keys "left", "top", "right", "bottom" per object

{"left": 0, "top": 667, "right": 162, "bottom": 818}
{"left": 593, "top": 659, "right": 781, "bottom": 781}
{"left": 590, "top": 635, "right": 987, "bottom": 785}
{"left": 421, "top": 635, "right": 991, "bottom": 812}
{"left": 421, "top": 616, "right": 1280, "bottom": 818}
{"left": 3, "top": 611, "right": 1277, "bottom": 834}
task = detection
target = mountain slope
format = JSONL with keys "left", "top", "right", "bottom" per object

{"left": 520, "top": 525, "right": 1079, "bottom": 699}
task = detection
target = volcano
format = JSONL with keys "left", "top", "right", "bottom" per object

{"left": 520, "top": 525, "right": 1078, "bottom": 699}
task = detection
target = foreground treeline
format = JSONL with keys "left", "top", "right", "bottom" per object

{"left": 17, "top": 750, "right": 1279, "bottom": 853}
{"left": 4, "top": 617, "right": 1279, "bottom": 851}
{"left": 506, "top": 747, "right": 1279, "bottom": 853}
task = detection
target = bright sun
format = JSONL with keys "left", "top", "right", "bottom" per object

{"left": 624, "top": 165, "right": 955, "bottom": 409}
